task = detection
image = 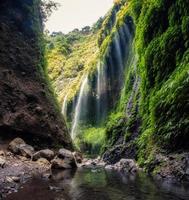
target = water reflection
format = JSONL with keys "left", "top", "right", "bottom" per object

{"left": 6, "top": 168, "right": 189, "bottom": 200}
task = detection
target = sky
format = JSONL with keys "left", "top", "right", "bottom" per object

{"left": 45, "top": 0, "right": 113, "bottom": 33}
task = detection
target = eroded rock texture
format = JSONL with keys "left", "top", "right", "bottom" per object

{"left": 0, "top": 0, "right": 72, "bottom": 149}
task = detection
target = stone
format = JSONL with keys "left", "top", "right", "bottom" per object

{"left": 49, "top": 186, "right": 64, "bottom": 192}
{"left": 18, "top": 144, "right": 34, "bottom": 158}
{"left": 8, "top": 138, "right": 25, "bottom": 154}
{"left": 105, "top": 165, "right": 114, "bottom": 170}
{"left": 6, "top": 177, "right": 13, "bottom": 183}
{"left": 0, "top": 158, "right": 6, "bottom": 168}
{"left": 11, "top": 176, "right": 20, "bottom": 183}
{"left": 73, "top": 152, "right": 83, "bottom": 164}
{"left": 51, "top": 157, "right": 72, "bottom": 169}
{"left": 116, "top": 159, "right": 138, "bottom": 173}
{"left": 0, "top": 150, "right": 5, "bottom": 157}
{"left": 58, "top": 148, "right": 73, "bottom": 159}
{"left": 33, "top": 149, "right": 55, "bottom": 161}
{"left": 57, "top": 148, "right": 77, "bottom": 168}
{"left": 36, "top": 158, "right": 50, "bottom": 166}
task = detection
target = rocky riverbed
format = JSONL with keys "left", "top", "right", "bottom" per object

{"left": 1, "top": 137, "right": 189, "bottom": 199}
{"left": 0, "top": 138, "right": 78, "bottom": 199}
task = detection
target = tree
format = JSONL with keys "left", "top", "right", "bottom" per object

{"left": 40, "top": 0, "right": 60, "bottom": 22}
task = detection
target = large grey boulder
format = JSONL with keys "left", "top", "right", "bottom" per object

{"left": 33, "top": 149, "right": 55, "bottom": 161}
{"left": 0, "top": 158, "right": 6, "bottom": 168}
{"left": 51, "top": 148, "right": 77, "bottom": 169}
{"left": 51, "top": 158, "right": 73, "bottom": 169}
{"left": 8, "top": 138, "right": 34, "bottom": 158}
{"left": 18, "top": 144, "right": 34, "bottom": 158}
{"left": 115, "top": 159, "right": 138, "bottom": 173}
{"left": 8, "top": 138, "right": 25, "bottom": 154}
{"left": 73, "top": 152, "right": 83, "bottom": 164}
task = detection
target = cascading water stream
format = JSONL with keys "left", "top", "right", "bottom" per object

{"left": 96, "top": 61, "right": 108, "bottom": 123}
{"left": 66, "top": 20, "right": 134, "bottom": 140}
{"left": 70, "top": 76, "right": 89, "bottom": 139}
{"left": 62, "top": 94, "right": 68, "bottom": 118}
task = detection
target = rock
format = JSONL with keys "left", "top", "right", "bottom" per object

{"left": 73, "top": 152, "right": 83, "bottom": 164}
{"left": 0, "top": 158, "right": 6, "bottom": 168}
{"left": 49, "top": 186, "right": 64, "bottom": 192}
{"left": 42, "top": 173, "right": 51, "bottom": 179}
{"left": 19, "top": 144, "right": 34, "bottom": 158}
{"left": 51, "top": 157, "right": 73, "bottom": 169}
{"left": 58, "top": 148, "right": 73, "bottom": 159}
{"left": 8, "top": 138, "right": 25, "bottom": 154}
{"left": 105, "top": 165, "right": 114, "bottom": 170}
{"left": 11, "top": 176, "right": 20, "bottom": 183}
{"left": 8, "top": 138, "right": 34, "bottom": 158}
{"left": 116, "top": 159, "right": 138, "bottom": 173}
{"left": 0, "top": 150, "right": 5, "bottom": 157}
{"left": 33, "top": 149, "right": 55, "bottom": 161}
{"left": 57, "top": 148, "right": 77, "bottom": 168}
{"left": 36, "top": 158, "right": 50, "bottom": 166}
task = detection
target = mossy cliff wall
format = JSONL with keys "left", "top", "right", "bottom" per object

{"left": 0, "top": 0, "right": 72, "bottom": 149}
{"left": 102, "top": 0, "right": 189, "bottom": 173}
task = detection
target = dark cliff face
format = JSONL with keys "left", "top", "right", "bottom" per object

{"left": 0, "top": 0, "right": 73, "bottom": 150}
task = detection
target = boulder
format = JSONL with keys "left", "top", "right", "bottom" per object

{"left": 0, "top": 157, "right": 6, "bottom": 168}
{"left": 33, "top": 149, "right": 55, "bottom": 161}
{"left": 58, "top": 148, "right": 76, "bottom": 167}
{"left": 8, "top": 138, "right": 34, "bottom": 158}
{"left": 8, "top": 138, "right": 25, "bottom": 154}
{"left": 51, "top": 157, "right": 73, "bottom": 169}
{"left": 58, "top": 148, "right": 73, "bottom": 159}
{"left": 116, "top": 159, "right": 138, "bottom": 173}
{"left": 73, "top": 152, "right": 83, "bottom": 164}
{"left": 0, "top": 150, "right": 5, "bottom": 157}
{"left": 18, "top": 144, "right": 34, "bottom": 158}
{"left": 51, "top": 148, "right": 77, "bottom": 169}
{"left": 36, "top": 158, "right": 50, "bottom": 166}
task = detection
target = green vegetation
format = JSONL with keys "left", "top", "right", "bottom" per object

{"left": 46, "top": 0, "right": 189, "bottom": 171}
{"left": 102, "top": 0, "right": 189, "bottom": 171}
{"left": 75, "top": 127, "right": 106, "bottom": 156}
{"left": 46, "top": 28, "right": 99, "bottom": 103}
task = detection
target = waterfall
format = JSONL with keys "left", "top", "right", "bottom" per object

{"left": 68, "top": 19, "right": 134, "bottom": 140}
{"left": 71, "top": 76, "right": 89, "bottom": 139}
{"left": 96, "top": 61, "right": 108, "bottom": 123}
{"left": 126, "top": 56, "right": 140, "bottom": 116}
{"left": 62, "top": 94, "right": 68, "bottom": 118}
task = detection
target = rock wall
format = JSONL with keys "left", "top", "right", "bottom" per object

{"left": 0, "top": 0, "right": 72, "bottom": 149}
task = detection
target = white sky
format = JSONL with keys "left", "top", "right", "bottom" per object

{"left": 45, "top": 0, "right": 113, "bottom": 33}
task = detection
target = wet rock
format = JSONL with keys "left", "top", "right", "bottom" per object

{"left": 18, "top": 144, "right": 34, "bottom": 158}
{"left": 117, "top": 159, "right": 138, "bottom": 173}
{"left": 6, "top": 177, "right": 14, "bottom": 183}
{"left": 8, "top": 138, "right": 34, "bottom": 158}
{"left": 51, "top": 157, "right": 73, "bottom": 169}
{"left": 33, "top": 149, "right": 55, "bottom": 161}
{"left": 11, "top": 176, "right": 20, "bottom": 183}
{"left": 0, "top": 150, "right": 5, "bottom": 157}
{"left": 0, "top": 158, "right": 6, "bottom": 168}
{"left": 57, "top": 148, "right": 77, "bottom": 168}
{"left": 58, "top": 148, "right": 73, "bottom": 159}
{"left": 49, "top": 186, "right": 64, "bottom": 192}
{"left": 8, "top": 138, "right": 25, "bottom": 154}
{"left": 105, "top": 159, "right": 139, "bottom": 174}
{"left": 105, "top": 165, "right": 114, "bottom": 170}
{"left": 103, "top": 143, "right": 137, "bottom": 165}
{"left": 73, "top": 152, "right": 83, "bottom": 164}
{"left": 42, "top": 173, "right": 51, "bottom": 179}
{"left": 36, "top": 158, "right": 50, "bottom": 166}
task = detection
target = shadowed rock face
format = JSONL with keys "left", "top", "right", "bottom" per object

{"left": 0, "top": 0, "right": 73, "bottom": 150}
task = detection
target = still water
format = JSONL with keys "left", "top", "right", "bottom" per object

{"left": 6, "top": 168, "right": 189, "bottom": 200}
